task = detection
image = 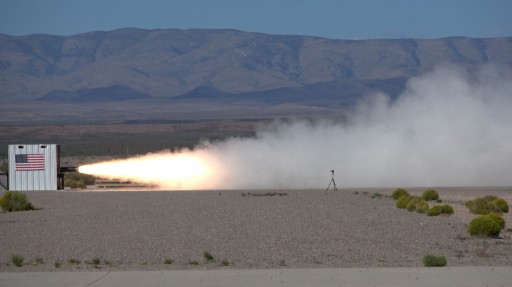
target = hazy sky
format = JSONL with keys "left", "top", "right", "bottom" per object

{"left": 0, "top": 0, "right": 510, "bottom": 39}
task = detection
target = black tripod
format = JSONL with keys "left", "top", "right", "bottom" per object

{"left": 326, "top": 170, "right": 338, "bottom": 191}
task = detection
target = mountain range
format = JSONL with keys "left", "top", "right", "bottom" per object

{"left": 1, "top": 28, "right": 511, "bottom": 123}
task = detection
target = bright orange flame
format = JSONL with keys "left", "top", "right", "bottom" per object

{"left": 78, "top": 150, "right": 219, "bottom": 190}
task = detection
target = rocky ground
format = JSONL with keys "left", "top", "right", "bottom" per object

{"left": 0, "top": 187, "right": 511, "bottom": 271}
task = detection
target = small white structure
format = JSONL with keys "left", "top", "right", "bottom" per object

{"left": 8, "top": 144, "right": 60, "bottom": 191}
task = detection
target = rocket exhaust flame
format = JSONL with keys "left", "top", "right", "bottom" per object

{"left": 78, "top": 150, "right": 219, "bottom": 190}
{"left": 79, "top": 65, "right": 512, "bottom": 189}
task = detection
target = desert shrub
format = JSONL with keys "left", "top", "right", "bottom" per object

{"left": 465, "top": 196, "right": 509, "bottom": 214}
{"left": 422, "top": 254, "right": 447, "bottom": 267}
{"left": 426, "top": 206, "right": 441, "bottom": 216}
{"left": 64, "top": 173, "right": 96, "bottom": 185}
{"left": 64, "top": 178, "right": 86, "bottom": 189}
{"left": 404, "top": 196, "right": 429, "bottom": 213}
{"left": 203, "top": 251, "right": 214, "bottom": 262}
{"left": 0, "top": 191, "right": 34, "bottom": 212}
{"left": 396, "top": 195, "right": 410, "bottom": 209}
{"left": 468, "top": 215, "right": 501, "bottom": 237}
{"left": 440, "top": 204, "right": 454, "bottom": 215}
{"left": 416, "top": 200, "right": 430, "bottom": 213}
{"left": 392, "top": 188, "right": 409, "bottom": 200}
{"left": 465, "top": 198, "right": 492, "bottom": 214}
{"left": 422, "top": 189, "right": 439, "bottom": 201}
{"left": 426, "top": 204, "right": 454, "bottom": 216}
{"left": 92, "top": 257, "right": 101, "bottom": 265}
{"left": 11, "top": 254, "right": 24, "bottom": 267}
{"left": 163, "top": 258, "right": 174, "bottom": 265}
{"left": 486, "top": 212, "right": 505, "bottom": 230}
{"left": 490, "top": 198, "right": 509, "bottom": 213}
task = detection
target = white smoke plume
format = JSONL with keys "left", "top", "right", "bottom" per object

{"left": 80, "top": 64, "right": 512, "bottom": 189}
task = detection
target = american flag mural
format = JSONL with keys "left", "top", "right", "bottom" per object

{"left": 15, "top": 154, "right": 45, "bottom": 171}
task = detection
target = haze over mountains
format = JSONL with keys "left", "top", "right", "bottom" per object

{"left": 1, "top": 28, "right": 511, "bottom": 123}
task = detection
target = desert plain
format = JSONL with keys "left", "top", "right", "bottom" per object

{"left": 0, "top": 187, "right": 511, "bottom": 272}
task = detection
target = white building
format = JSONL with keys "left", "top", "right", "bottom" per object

{"left": 8, "top": 144, "right": 60, "bottom": 191}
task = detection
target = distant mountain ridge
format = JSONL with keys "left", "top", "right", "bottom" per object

{"left": 1, "top": 28, "right": 511, "bottom": 104}
{"left": 1, "top": 29, "right": 512, "bottom": 124}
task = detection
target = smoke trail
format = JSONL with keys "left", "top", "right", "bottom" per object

{"left": 80, "top": 64, "right": 512, "bottom": 189}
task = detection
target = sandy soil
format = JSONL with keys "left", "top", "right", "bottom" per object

{"left": 0, "top": 187, "right": 511, "bottom": 271}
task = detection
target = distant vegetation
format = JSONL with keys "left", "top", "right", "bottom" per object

{"left": 64, "top": 173, "right": 96, "bottom": 189}
{"left": 392, "top": 188, "right": 454, "bottom": 217}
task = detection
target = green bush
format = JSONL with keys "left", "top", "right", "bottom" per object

{"left": 64, "top": 173, "right": 96, "bottom": 185}
{"left": 203, "top": 251, "right": 214, "bottom": 262}
{"left": 396, "top": 195, "right": 410, "bottom": 209}
{"left": 422, "top": 189, "right": 439, "bottom": 201}
{"left": 441, "top": 204, "right": 454, "bottom": 215}
{"left": 490, "top": 198, "right": 509, "bottom": 213}
{"left": 426, "top": 206, "right": 441, "bottom": 216}
{"left": 468, "top": 215, "right": 502, "bottom": 237}
{"left": 0, "top": 191, "right": 34, "bottom": 212}
{"left": 404, "top": 196, "right": 429, "bottom": 213}
{"left": 422, "top": 254, "right": 447, "bottom": 267}
{"left": 465, "top": 196, "right": 509, "bottom": 214}
{"left": 11, "top": 254, "right": 24, "bottom": 267}
{"left": 426, "top": 204, "right": 454, "bottom": 216}
{"left": 405, "top": 197, "right": 418, "bottom": 211}
{"left": 392, "top": 188, "right": 410, "bottom": 200}
{"left": 465, "top": 198, "right": 492, "bottom": 214}
{"left": 64, "top": 178, "right": 86, "bottom": 189}
{"left": 486, "top": 212, "right": 505, "bottom": 230}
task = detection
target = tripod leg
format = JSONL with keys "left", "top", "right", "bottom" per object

{"left": 332, "top": 179, "right": 337, "bottom": 191}
{"left": 326, "top": 179, "right": 332, "bottom": 191}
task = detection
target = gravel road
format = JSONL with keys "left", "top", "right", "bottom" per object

{"left": 1, "top": 187, "right": 511, "bottom": 271}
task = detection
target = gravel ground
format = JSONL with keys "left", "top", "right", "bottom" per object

{"left": 0, "top": 187, "right": 511, "bottom": 271}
